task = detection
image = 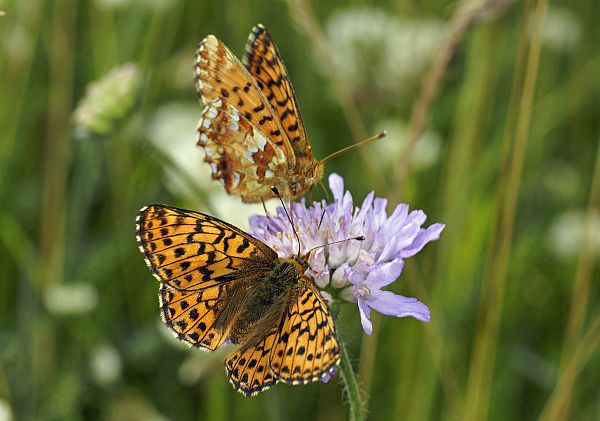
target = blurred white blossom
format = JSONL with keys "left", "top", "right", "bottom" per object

{"left": 45, "top": 283, "right": 98, "bottom": 315}
{"left": 177, "top": 348, "right": 228, "bottom": 385}
{"left": 73, "top": 63, "right": 142, "bottom": 139}
{"left": 90, "top": 344, "right": 122, "bottom": 386}
{"left": 537, "top": 6, "right": 582, "bottom": 52}
{"left": 541, "top": 161, "right": 580, "bottom": 201}
{"left": 146, "top": 102, "right": 276, "bottom": 230}
{"left": 547, "top": 210, "right": 600, "bottom": 259}
{"left": 0, "top": 399, "right": 13, "bottom": 421}
{"left": 325, "top": 8, "right": 445, "bottom": 100}
{"left": 373, "top": 119, "right": 441, "bottom": 170}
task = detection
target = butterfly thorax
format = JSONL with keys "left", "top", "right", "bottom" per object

{"left": 283, "top": 160, "right": 324, "bottom": 198}
{"left": 228, "top": 256, "right": 308, "bottom": 346}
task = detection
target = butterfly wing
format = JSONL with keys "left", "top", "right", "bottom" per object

{"left": 242, "top": 24, "right": 314, "bottom": 165}
{"left": 195, "top": 35, "right": 296, "bottom": 202}
{"left": 136, "top": 204, "right": 277, "bottom": 350}
{"left": 224, "top": 325, "right": 281, "bottom": 396}
{"left": 269, "top": 277, "right": 340, "bottom": 384}
{"left": 224, "top": 276, "right": 340, "bottom": 396}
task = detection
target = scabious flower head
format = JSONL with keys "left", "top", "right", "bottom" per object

{"left": 249, "top": 174, "right": 444, "bottom": 335}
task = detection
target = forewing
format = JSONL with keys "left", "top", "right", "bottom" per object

{"left": 136, "top": 204, "right": 277, "bottom": 350}
{"left": 269, "top": 277, "right": 341, "bottom": 384}
{"left": 195, "top": 35, "right": 296, "bottom": 200}
{"left": 243, "top": 24, "right": 314, "bottom": 164}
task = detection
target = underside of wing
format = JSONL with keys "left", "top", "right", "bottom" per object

{"left": 195, "top": 35, "right": 298, "bottom": 202}
{"left": 136, "top": 204, "right": 277, "bottom": 350}
{"left": 198, "top": 97, "right": 288, "bottom": 202}
{"left": 243, "top": 24, "right": 314, "bottom": 165}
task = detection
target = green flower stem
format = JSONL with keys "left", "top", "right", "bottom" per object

{"left": 339, "top": 338, "right": 364, "bottom": 421}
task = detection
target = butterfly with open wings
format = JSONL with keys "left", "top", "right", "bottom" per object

{"left": 136, "top": 204, "right": 341, "bottom": 396}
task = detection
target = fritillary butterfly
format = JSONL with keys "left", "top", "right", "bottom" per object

{"left": 194, "top": 24, "right": 324, "bottom": 203}
{"left": 136, "top": 204, "right": 340, "bottom": 396}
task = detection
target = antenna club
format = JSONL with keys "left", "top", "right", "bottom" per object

{"left": 378, "top": 130, "right": 388, "bottom": 139}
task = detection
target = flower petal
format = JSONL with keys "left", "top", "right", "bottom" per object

{"left": 328, "top": 173, "right": 345, "bottom": 201}
{"left": 368, "top": 290, "right": 430, "bottom": 322}
{"left": 364, "top": 259, "right": 405, "bottom": 289}
{"left": 320, "top": 366, "right": 336, "bottom": 383}
{"left": 400, "top": 223, "right": 445, "bottom": 258}
{"left": 357, "top": 298, "right": 373, "bottom": 335}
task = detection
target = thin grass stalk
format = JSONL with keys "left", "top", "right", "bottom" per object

{"left": 284, "top": 0, "right": 382, "bottom": 189}
{"left": 356, "top": 312, "right": 380, "bottom": 404}
{"left": 403, "top": 263, "right": 462, "bottom": 406}
{"left": 552, "top": 136, "right": 600, "bottom": 420}
{"left": 35, "top": 1, "right": 77, "bottom": 417}
{"left": 560, "top": 136, "right": 600, "bottom": 358}
{"left": 462, "top": 0, "right": 548, "bottom": 419}
{"left": 539, "top": 309, "right": 600, "bottom": 421}
{"left": 391, "top": 0, "right": 512, "bottom": 203}
{"left": 0, "top": 5, "right": 44, "bottom": 188}
{"left": 356, "top": 1, "right": 508, "bottom": 408}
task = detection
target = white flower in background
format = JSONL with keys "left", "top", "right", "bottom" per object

{"left": 45, "top": 283, "right": 98, "bottom": 315}
{"left": 0, "top": 399, "right": 13, "bottom": 421}
{"left": 146, "top": 102, "right": 276, "bottom": 230}
{"left": 325, "top": 8, "right": 445, "bottom": 100}
{"left": 547, "top": 210, "right": 600, "bottom": 259}
{"left": 146, "top": 103, "right": 207, "bottom": 199}
{"left": 3, "top": 23, "right": 32, "bottom": 63}
{"left": 72, "top": 63, "right": 142, "bottom": 140}
{"left": 373, "top": 119, "right": 441, "bottom": 170}
{"left": 177, "top": 348, "right": 228, "bottom": 385}
{"left": 541, "top": 161, "right": 580, "bottom": 201}
{"left": 90, "top": 344, "right": 122, "bottom": 386}
{"left": 537, "top": 6, "right": 582, "bottom": 53}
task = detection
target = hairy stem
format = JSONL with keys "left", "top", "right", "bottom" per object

{"left": 339, "top": 338, "right": 364, "bottom": 421}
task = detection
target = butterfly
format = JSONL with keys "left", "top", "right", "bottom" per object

{"left": 136, "top": 204, "right": 341, "bottom": 396}
{"left": 194, "top": 24, "right": 324, "bottom": 203}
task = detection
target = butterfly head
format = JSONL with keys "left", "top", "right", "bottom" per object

{"left": 291, "top": 253, "right": 310, "bottom": 272}
{"left": 310, "top": 161, "right": 325, "bottom": 188}
{"left": 293, "top": 160, "right": 324, "bottom": 196}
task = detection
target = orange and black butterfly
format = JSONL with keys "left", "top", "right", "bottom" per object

{"left": 136, "top": 204, "right": 340, "bottom": 396}
{"left": 194, "top": 24, "right": 324, "bottom": 203}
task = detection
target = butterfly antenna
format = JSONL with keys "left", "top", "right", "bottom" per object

{"left": 320, "top": 130, "right": 387, "bottom": 164}
{"left": 303, "top": 236, "right": 365, "bottom": 259}
{"left": 317, "top": 208, "right": 326, "bottom": 230}
{"left": 271, "top": 186, "right": 301, "bottom": 256}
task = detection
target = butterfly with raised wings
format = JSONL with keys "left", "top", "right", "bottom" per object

{"left": 136, "top": 204, "right": 340, "bottom": 396}
{"left": 194, "top": 24, "right": 384, "bottom": 203}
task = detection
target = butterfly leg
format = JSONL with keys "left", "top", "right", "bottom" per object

{"left": 261, "top": 197, "right": 269, "bottom": 215}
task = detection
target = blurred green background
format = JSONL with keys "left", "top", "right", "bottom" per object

{"left": 1, "top": 0, "right": 599, "bottom": 419}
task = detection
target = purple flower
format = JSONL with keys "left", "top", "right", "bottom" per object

{"left": 249, "top": 174, "right": 444, "bottom": 335}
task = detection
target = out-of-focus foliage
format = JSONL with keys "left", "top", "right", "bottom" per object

{"left": 0, "top": 0, "right": 598, "bottom": 420}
